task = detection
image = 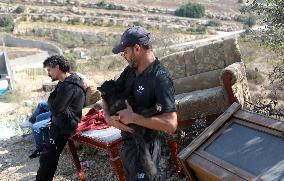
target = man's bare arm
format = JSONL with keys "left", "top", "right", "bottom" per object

{"left": 117, "top": 102, "right": 177, "bottom": 133}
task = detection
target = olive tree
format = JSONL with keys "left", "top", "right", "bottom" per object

{"left": 246, "top": 0, "right": 284, "bottom": 119}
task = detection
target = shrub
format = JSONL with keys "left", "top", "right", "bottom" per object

{"left": 206, "top": 19, "right": 221, "bottom": 27}
{"left": 70, "top": 17, "right": 81, "bottom": 25}
{"left": 186, "top": 25, "right": 207, "bottom": 34}
{"left": 0, "top": 15, "right": 14, "bottom": 31}
{"left": 234, "top": 15, "right": 247, "bottom": 22}
{"left": 175, "top": 3, "right": 205, "bottom": 18}
{"left": 133, "top": 20, "right": 145, "bottom": 27}
{"left": 14, "top": 5, "right": 25, "bottom": 14}
{"left": 19, "top": 16, "right": 27, "bottom": 21}
{"left": 244, "top": 15, "right": 256, "bottom": 27}
{"left": 64, "top": 52, "right": 77, "bottom": 71}
{"left": 0, "top": 15, "right": 13, "bottom": 27}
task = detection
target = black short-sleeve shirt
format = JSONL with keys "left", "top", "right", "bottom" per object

{"left": 115, "top": 58, "right": 176, "bottom": 114}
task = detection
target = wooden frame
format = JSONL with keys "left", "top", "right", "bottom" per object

{"left": 170, "top": 63, "right": 241, "bottom": 177}
{"left": 68, "top": 128, "right": 125, "bottom": 181}
{"left": 171, "top": 113, "right": 221, "bottom": 177}
{"left": 178, "top": 102, "right": 284, "bottom": 181}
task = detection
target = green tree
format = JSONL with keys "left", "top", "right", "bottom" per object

{"left": 246, "top": 0, "right": 284, "bottom": 119}
{"left": 248, "top": 0, "right": 284, "bottom": 86}
{"left": 247, "top": 0, "right": 284, "bottom": 55}
{"left": 175, "top": 3, "right": 205, "bottom": 18}
{"left": 14, "top": 5, "right": 25, "bottom": 14}
{"left": 0, "top": 15, "right": 14, "bottom": 31}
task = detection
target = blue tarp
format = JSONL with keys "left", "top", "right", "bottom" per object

{"left": 0, "top": 79, "right": 8, "bottom": 95}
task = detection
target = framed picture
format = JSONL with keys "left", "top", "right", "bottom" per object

{"left": 178, "top": 103, "right": 284, "bottom": 181}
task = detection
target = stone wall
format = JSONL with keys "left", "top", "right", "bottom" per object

{"left": 1, "top": 34, "right": 62, "bottom": 54}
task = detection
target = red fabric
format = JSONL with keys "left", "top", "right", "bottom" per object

{"left": 75, "top": 108, "right": 110, "bottom": 134}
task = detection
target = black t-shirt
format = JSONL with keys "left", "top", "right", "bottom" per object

{"left": 115, "top": 58, "right": 176, "bottom": 114}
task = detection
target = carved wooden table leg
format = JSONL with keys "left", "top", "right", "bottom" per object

{"left": 168, "top": 139, "right": 185, "bottom": 177}
{"left": 107, "top": 142, "right": 125, "bottom": 181}
{"left": 68, "top": 139, "right": 86, "bottom": 181}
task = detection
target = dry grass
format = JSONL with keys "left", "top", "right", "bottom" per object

{"left": 16, "top": 21, "right": 125, "bottom": 34}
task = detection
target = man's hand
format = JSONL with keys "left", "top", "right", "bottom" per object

{"left": 102, "top": 100, "right": 133, "bottom": 133}
{"left": 117, "top": 101, "right": 135, "bottom": 125}
{"left": 108, "top": 114, "right": 134, "bottom": 133}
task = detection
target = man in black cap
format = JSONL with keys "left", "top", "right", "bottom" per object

{"left": 103, "top": 26, "right": 177, "bottom": 180}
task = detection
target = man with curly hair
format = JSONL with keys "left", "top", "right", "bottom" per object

{"left": 36, "top": 55, "right": 86, "bottom": 181}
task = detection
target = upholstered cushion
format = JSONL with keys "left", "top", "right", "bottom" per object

{"left": 160, "top": 38, "right": 242, "bottom": 79}
{"left": 223, "top": 38, "right": 242, "bottom": 66}
{"left": 175, "top": 86, "right": 230, "bottom": 121}
{"left": 220, "top": 62, "right": 251, "bottom": 107}
{"left": 220, "top": 62, "right": 246, "bottom": 85}
{"left": 174, "top": 69, "right": 222, "bottom": 94}
{"left": 192, "top": 42, "right": 225, "bottom": 74}
{"left": 80, "top": 126, "right": 121, "bottom": 143}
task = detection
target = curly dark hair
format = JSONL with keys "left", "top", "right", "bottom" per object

{"left": 43, "top": 55, "right": 70, "bottom": 72}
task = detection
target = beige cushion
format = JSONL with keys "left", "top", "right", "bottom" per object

{"left": 160, "top": 51, "right": 187, "bottom": 79}
{"left": 85, "top": 85, "right": 101, "bottom": 107}
{"left": 174, "top": 69, "right": 222, "bottom": 94}
{"left": 223, "top": 38, "right": 242, "bottom": 66}
{"left": 160, "top": 38, "right": 242, "bottom": 78}
{"left": 175, "top": 86, "right": 229, "bottom": 121}
{"left": 193, "top": 42, "right": 225, "bottom": 74}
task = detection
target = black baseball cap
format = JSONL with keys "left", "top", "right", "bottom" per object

{"left": 112, "top": 26, "right": 151, "bottom": 54}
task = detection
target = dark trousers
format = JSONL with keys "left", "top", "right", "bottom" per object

{"left": 36, "top": 124, "right": 70, "bottom": 181}
{"left": 121, "top": 138, "right": 162, "bottom": 181}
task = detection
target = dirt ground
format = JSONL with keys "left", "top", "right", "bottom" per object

{"left": 245, "top": 51, "right": 284, "bottom": 109}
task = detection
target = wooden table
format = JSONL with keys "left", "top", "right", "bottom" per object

{"left": 68, "top": 127, "right": 125, "bottom": 181}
